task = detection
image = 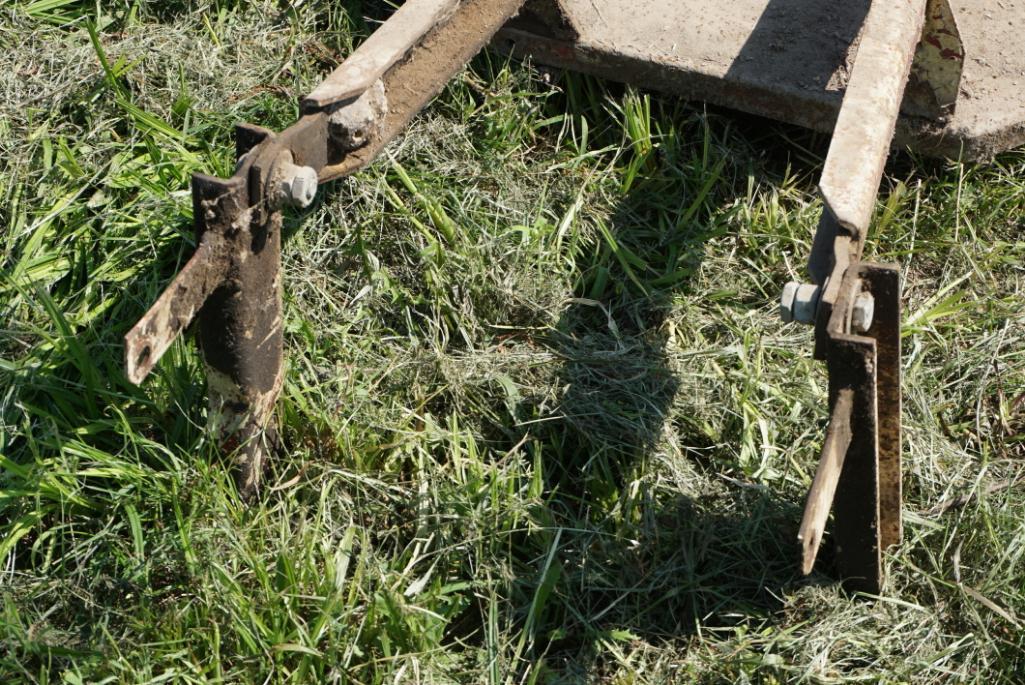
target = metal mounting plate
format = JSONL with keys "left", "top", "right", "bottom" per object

{"left": 499, "top": 0, "right": 1025, "bottom": 160}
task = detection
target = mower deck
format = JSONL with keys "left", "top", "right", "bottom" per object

{"left": 499, "top": 0, "right": 1025, "bottom": 160}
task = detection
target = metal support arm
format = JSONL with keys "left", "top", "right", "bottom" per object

{"left": 793, "top": 0, "right": 935, "bottom": 592}
{"left": 125, "top": 0, "right": 527, "bottom": 495}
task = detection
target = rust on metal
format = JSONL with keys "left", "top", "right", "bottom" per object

{"left": 126, "top": 0, "right": 527, "bottom": 495}
{"left": 905, "top": 0, "right": 964, "bottom": 118}
{"left": 862, "top": 264, "right": 902, "bottom": 550}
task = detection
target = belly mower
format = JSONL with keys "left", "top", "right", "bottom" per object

{"left": 124, "top": 0, "right": 1025, "bottom": 593}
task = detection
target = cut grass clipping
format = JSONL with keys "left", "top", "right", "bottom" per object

{"left": 2, "top": 2, "right": 1024, "bottom": 684}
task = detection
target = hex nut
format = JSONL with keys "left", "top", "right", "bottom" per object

{"left": 852, "top": 292, "right": 875, "bottom": 333}
{"left": 287, "top": 166, "right": 318, "bottom": 208}
{"left": 272, "top": 156, "right": 319, "bottom": 209}
{"left": 780, "top": 281, "right": 821, "bottom": 325}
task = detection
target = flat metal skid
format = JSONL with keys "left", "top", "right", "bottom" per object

{"left": 500, "top": 0, "right": 1025, "bottom": 160}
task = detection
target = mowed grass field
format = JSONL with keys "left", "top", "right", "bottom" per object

{"left": 2, "top": 1, "right": 1024, "bottom": 683}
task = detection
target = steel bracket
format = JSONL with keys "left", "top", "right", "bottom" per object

{"left": 795, "top": 0, "right": 916, "bottom": 591}
{"left": 800, "top": 263, "right": 901, "bottom": 593}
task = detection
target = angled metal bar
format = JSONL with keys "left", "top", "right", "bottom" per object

{"left": 303, "top": 0, "right": 460, "bottom": 110}
{"left": 796, "top": 1, "right": 914, "bottom": 590}
{"left": 796, "top": 0, "right": 918, "bottom": 588}
{"left": 125, "top": 230, "right": 231, "bottom": 384}
{"left": 799, "top": 387, "right": 854, "bottom": 574}
{"left": 818, "top": 0, "right": 927, "bottom": 239}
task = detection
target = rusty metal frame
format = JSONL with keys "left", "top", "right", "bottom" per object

{"left": 125, "top": 0, "right": 527, "bottom": 496}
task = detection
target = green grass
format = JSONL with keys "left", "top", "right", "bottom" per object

{"left": 2, "top": 1, "right": 1024, "bottom": 683}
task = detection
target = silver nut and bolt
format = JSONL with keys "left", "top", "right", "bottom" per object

{"left": 851, "top": 292, "right": 874, "bottom": 333}
{"left": 780, "top": 281, "right": 874, "bottom": 332}
{"left": 780, "top": 281, "right": 821, "bottom": 325}
{"left": 275, "top": 159, "right": 319, "bottom": 209}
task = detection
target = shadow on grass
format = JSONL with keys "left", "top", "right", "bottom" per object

{"left": 526, "top": 252, "right": 802, "bottom": 678}
{"left": 437, "top": 111, "right": 816, "bottom": 675}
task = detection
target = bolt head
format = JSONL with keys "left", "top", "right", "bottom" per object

{"left": 288, "top": 166, "right": 318, "bottom": 208}
{"left": 780, "top": 282, "right": 800, "bottom": 323}
{"left": 780, "top": 281, "right": 821, "bottom": 325}
{"left": 852, "top": 292, "right": 875, "bottom": 333}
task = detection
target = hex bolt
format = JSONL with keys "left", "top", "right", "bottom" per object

{"left": 274, "top": 158, "right": 319, "bottom": 209}
{"left": 851, "top": 292, "right": 875, "bottom": 333}
{"left": 780, "top": 281, "right": 821, "bottom": 325}
{"left": 288, "top": 166, "right": 318, "bottom": 208}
